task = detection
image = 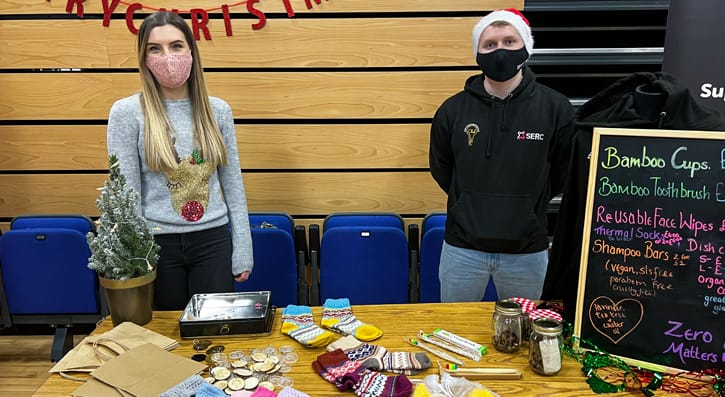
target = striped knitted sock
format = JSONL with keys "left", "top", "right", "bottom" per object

{"left": 281, "top": 305, "right": 335, "bottom": 348}
{"left": 355, "top": 369, "right": 413, "bottom": 397}
{"left": 313, "top": 349, "right": 413, "bottom": 397}
{"left": 312, "top": 349, "right": 364, "bottom": 392}
{"left": 328, "top": 335, "right": 431, "bottom": 375}
{"left": 321, "top": 298, "right": 383, "bottom": 341}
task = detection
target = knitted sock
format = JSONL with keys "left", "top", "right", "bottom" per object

{"left": 281, "top": 305, "right": 335, "bottom": 348}
{"left": 355, "top": 369, "right": 413, "bottom": 397}
{"left": 250, "top": 387, "right": 278, "bottom": 397}
{"left": 277, "top": 386, "right": 310, "bottom": 397}
{"left": 321, "top": 298, "right": 383, "bottom": 341}
{"left": 158, "top": 374, "right": 207, "bottom": 397}
{"left": 195, "top": 382, "right": 227, "bottom": 397}
{"left": 328, "top": 335, "right": 431, "bottom": 375}
{"left": 312, "top": 349, "right": 364, "bottom": 391}
{"left": 313, "top": 349, "right": 413, "bottom": 397}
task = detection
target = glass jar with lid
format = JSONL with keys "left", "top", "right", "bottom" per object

{"left": 492, "top": 299, "right": 523, "bottom": 353}
{"left": 529, "top": 317, "right": 563, "bottom": 375}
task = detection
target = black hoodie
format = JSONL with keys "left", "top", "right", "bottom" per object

{"left": 429, "top": 66, "right": 576, "bottom": 253}
{"left": 542, "top": 72, "right": 725, "bottom": 321}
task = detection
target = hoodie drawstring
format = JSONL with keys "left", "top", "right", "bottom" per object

{"left": 486, "top": 110, "right": 494, "bottom": 158}
{"left": 485, "top": 97, "right": 510, "bottom": 159}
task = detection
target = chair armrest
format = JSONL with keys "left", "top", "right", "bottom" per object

{"left": 408, "top": 224, "right": 420, "bottom": 303}
{"left": 308, "top": 224, "right": 321, "bottom": 306}
{"left": 293, "top": 225, "right": 309, "bottom": 305}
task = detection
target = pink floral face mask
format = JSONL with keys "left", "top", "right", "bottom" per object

{"left": 146, "top": 53, "right": 193, "bottom": 89}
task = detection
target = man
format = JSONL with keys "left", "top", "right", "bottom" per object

{"left": 429, "top": 8, "right": 575, "bottom": 302}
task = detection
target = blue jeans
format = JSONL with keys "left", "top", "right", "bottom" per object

{"left": 153, "top": 224, "right": 234, "bottom": 310}
{"left": 439, "top": 241, "right": 548, "bottom": 302}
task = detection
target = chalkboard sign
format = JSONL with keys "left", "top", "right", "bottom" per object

{"left": 575, "top": 127, "right": 725, "bottom": 373}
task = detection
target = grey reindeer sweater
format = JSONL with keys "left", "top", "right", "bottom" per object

{"left": 107, "top": 94, "right": 253, "bottom": 276}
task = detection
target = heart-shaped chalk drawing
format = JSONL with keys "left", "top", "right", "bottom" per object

{"left": 588, "top": 296, "right": 644, "bottom": 345}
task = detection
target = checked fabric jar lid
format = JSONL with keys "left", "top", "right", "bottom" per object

{"left": 509, "top": 297, "right": 537, "bottom": 314}
{"left": 528, "top": 308, "right": 563, "bottom": 322}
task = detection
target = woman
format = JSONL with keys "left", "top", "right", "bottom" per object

{"left": 107, "top": 11, "right": 253, "bottom": 310}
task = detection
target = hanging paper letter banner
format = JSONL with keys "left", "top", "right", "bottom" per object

{"left": 64, "top": 0, "right": 329, "bottom": 39}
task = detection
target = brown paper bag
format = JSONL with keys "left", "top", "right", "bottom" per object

{"left": 49, "top": 321, "right": 179, "bottom": 376}
{"left": 84, "top": 321, "right": 179, "bottom": 355}
{"left": 72, "top": 377, "right": 134, "bottom": 397}
{"left": 89, "top": 343, "right": 206, "bottom": 397}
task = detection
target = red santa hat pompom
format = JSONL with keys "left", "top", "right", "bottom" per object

{"left": 472, "top": 8, "right": 534, "bottom": 58}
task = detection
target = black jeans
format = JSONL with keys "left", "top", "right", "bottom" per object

{"left": 153, "top": 224, "right": 234, "bottom": 310}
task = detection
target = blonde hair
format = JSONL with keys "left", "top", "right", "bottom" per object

{"left": 136, "top": 11, "right": 227, "bottom": 172}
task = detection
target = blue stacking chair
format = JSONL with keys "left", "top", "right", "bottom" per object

{"left": 311, "top": 212, "right": 410, "bottom": 305}
{"left": 418, "top": 212, "right": 498, "bottom": 303}
{"left": 418, "top": 212, "right": 447, "bottom": 303}
{"left": 0, "top": 214, "right": 105, "bottom": 361}
{"left": 234, "top": 212, "right": 308, "bottom": 307}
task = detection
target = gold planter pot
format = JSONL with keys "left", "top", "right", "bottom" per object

{"left": 99, "top": 270, "right": 156, "bottom": 327}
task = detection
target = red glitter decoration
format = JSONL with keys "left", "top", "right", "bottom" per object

{"left": 181, "top": 201, "right": 204, "bottom": 222}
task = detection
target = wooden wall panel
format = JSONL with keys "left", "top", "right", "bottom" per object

{"left": 0, "top": 124, "right": 430, "bottom": 170}
{"left": 0, "top": 1, "right": 521, "bottom": 15}
{"left": 0, "top": 126, "right": 106, "bottom": 170}
{"left": 0, "top": 71, "right": 469, "bottom": 120}
{"left": 0, "top": 0, "right": 524, "bottom": 225}
{"left": 1, "top": 18, "right": 478, "bottom": 69}
{"left": 0, "top": 20, "right": 113, "bottom": 68}
{"left": 238, "top": 124, "right": 431, "bottom": 169}
{"left": 0, "top": 172, "right": 446, "bottom": 217}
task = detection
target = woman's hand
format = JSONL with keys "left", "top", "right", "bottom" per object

{"left": 234, "top": 271, "right": 250, "bottom": 283}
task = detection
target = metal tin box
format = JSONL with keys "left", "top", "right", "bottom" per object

{"left": 179, "top": 291, "right": 275, "bottom": 339}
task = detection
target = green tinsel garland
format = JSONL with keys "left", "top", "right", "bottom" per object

{"left": 562, "top": 321, "right": 719, "bottom": 397}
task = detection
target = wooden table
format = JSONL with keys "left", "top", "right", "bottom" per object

{"left": 32, "top": 302, "right": 686, "bottom": 396}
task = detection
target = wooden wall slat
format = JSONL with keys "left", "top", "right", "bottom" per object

{"left": 0, "top": 124, "right": 431, "bottom": 170}
{"left": 0, "top": 71, "right": 469, "bottom": 120}
{"left": 0, "top": 172, "right": 447, "bottom": 217}
{"left": 0, "top": 126, "right": 106, "bottom": 170}
{"left": 0, "top": 20, "right": 114, "bottom": 69}
{"left": 239, "top": 124, "right": 430, "bottom": 169}
{"left": 1, "top": 18, "right": 477, "bottom": 69}
{"left": 0, "top": 73, "right": 114, "bottom": 119}
{"left": 0, "top": 1, "right": 521, "bottom": 15}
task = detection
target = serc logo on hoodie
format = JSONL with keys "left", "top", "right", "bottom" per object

{"left": 516, "top": 130, "right": 545, "bottom": 141}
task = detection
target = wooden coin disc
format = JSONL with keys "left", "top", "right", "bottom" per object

{"left": 233, "top": 368, "right": 254, "bottom": 377}
{"left": 244, "top": 376, "right": 260, "bottom": 390}
{"left": 211, "top": 367, "right": 231, "bottom": 380}
{"left": 231, "top": 359, "right": 248, "bottom": 368}
{"left": 258, "top": 381, "right": 275, "bottom": 391}
{"left": 257, "top": 361, "right": 275, "bottom": 372}
{"left": 227, "top": 378, "right": 246, "bottom": 391}
{"left": 251, "top": 352, "right": 268, "bottom": 362}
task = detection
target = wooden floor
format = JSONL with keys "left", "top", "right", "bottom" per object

{"left": 0, "top": 327, "right": 89, "bottom": 396}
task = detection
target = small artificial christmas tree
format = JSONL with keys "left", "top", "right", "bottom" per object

{"left": 87, "top": 154, "right": 160, "bottom": 280}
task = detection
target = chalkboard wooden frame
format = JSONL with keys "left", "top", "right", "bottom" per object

{"left": 575, "top": 127, "right": 725, "bottom": 373}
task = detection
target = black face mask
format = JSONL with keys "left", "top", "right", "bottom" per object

{"left": 476, "top": 47, "right": 529, "bottom": 82}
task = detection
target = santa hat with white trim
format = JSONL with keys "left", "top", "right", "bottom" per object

{"left": 472, "top": 8, "right": 534, "bottom": 58}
